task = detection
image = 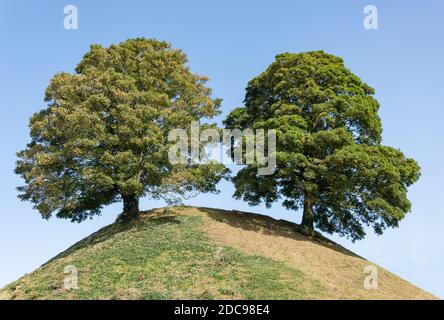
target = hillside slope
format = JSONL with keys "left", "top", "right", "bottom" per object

{"left": 0, "top": 207, "right": 436, "bottom": 300}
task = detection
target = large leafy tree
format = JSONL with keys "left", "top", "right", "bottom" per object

{"left": 224, "top": 51, "right": 420, "bottom": 241}
{"left": 16, "top": 38, "right": 228, "bottom": 222}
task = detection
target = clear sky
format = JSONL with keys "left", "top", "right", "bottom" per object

{"left": 1, "top": 0, "right": 443, "bottom": 298}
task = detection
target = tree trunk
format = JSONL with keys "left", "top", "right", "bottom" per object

{"left": 301, "top": 192, "right": 314, "bottom": 229}
{"left": 120, "top": 194, "right": 140, "bottom": 221}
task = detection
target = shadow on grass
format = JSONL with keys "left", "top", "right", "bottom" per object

{"left": 43, "top": 206, "right": 361, "bottom": 266}
{"left": 197, "top": 207, "right": 362, "bottom": 259}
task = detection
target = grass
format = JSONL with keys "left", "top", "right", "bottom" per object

{"left": 0, "top": 211, "right": 322, "bottom": 299}
{"left": 0, "top": 206, "right": 436, "bottom": 300}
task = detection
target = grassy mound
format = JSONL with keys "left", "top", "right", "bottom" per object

{"left": 0, "top": 207, "right": 436, "bottom": 300}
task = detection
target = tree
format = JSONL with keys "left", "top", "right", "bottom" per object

{"left": 224, "top": 51, "right": 420, "bottom": 241}
{"left": 15, "top": 38, "right": 228, "bottom": 222}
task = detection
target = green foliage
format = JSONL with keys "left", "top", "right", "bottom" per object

{"left": 15, "top": 38, "right": 228, "bottom": 221}
{"left": 224, "top": 51, "right": 420, "bottom": 240}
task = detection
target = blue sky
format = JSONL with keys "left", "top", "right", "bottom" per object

{"left": 0, "top": 0, "right": 443, "bottom": 298}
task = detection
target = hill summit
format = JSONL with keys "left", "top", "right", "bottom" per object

{"left": 0, "top": 207, "right": 435, "bottom": 299}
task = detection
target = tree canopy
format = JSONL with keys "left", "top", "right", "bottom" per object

{"left": 224, "top": 51, "right": 420, "bottom": 241}
{"left": 16, "top": 38, "right": 228, "bottom": 222}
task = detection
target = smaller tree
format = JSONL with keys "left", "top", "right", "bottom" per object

{"left": 224, "top": 51, "right": 420, "bottom": 241}
{"left": 15, "top": 38, "right": 228, "bottom": 222}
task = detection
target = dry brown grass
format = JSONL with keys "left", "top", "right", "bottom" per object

{"left": 168, "top": 206, "right": 436, "bottom": 300}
